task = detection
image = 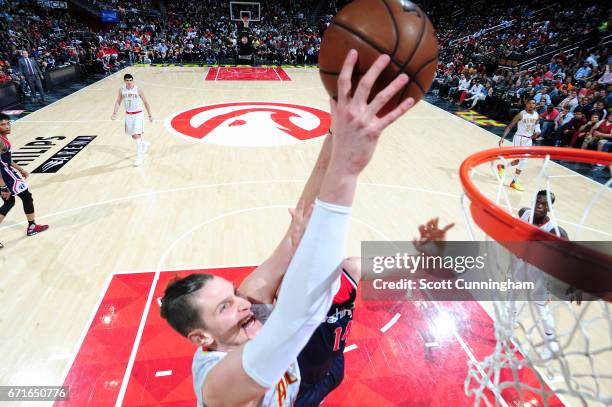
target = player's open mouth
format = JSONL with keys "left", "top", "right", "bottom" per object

{"left": 240, "top": 314, "right": 255, "bottom": 330}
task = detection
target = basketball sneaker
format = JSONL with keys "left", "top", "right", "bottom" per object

{"left": 510, "top": 181, "right": 525, "bottom": 191}
{"left": 27, "top": 223, "right": 49, "bottom": 236}
{"left": 496, "top": 164, "right": 505, "bottom": 178}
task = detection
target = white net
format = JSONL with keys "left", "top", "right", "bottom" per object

{"left": 461, "top": 151, "right": 612, "bottom": 407}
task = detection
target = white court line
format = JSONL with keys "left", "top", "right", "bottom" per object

{"left": 380, "top": 313, "right": 401, "bottom": 333}
{"left": 214, "top": 66, "right": 219, "bottom": 82}
{"left": 56, "top": 272, "right": 116, "bottom": 387}
{"left": 155, "top": 370, "right": 172, "bottom": 377}
{"left": 281, "top": 67, "right": 293, "bottom": 81}
{"left": 114, "top": 264, "right": 160, "bottom": 406}
{"left": 547, "top": 174, "right": 581, "bottom": 179}
{"left": 344, "top": 344, "right": 358, "bottom": 353}
{"left": 273, "top": 67, "right": 283, "bottom": 82}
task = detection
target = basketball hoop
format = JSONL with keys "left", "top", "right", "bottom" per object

{"left": 459, "top": 146, "right": 612, "bottom": 406}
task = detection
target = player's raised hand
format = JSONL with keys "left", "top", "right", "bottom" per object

{"left": 329, "top": 49, "right": 414, "bottom": 176}
{"left": 413, "top": 217, "right": 454, "bottom": 255}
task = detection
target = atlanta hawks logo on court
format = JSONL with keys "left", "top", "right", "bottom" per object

{"left": 165, "top": 102, "right": 331, "bottom": 146}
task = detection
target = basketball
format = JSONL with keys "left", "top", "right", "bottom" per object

{"left": 319, "top": 0, "right": 439, "bottom": 114}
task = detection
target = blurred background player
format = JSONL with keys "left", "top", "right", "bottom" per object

{"left": 497, "top": 99, "right": 541, "bottom": 191}
{"left": 0, "top": 113, "right": 48, "bottom": 248}
{"left": 111, "top": 73, "right": 153, "bottom": 166}
{"left": 509, "top": 190, "right": 576, "bottom": 359}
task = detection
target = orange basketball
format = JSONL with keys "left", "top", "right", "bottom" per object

{"left": 319, "top": 0, "right": 439, "bottom": 115}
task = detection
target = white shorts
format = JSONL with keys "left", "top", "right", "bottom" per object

{"left": 125, "top": 112, "right": 144, "bottom": 136}
{"left": 513, "top": 134, "right": 532, "bottom": 147}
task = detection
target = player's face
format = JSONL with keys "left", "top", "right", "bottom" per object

{"left": 534, "top": 196, "right": 549, "bottom": 218}
{"left": 124, "top": 78, "right": 134, "bottom": 88}
{"left": 0, "top": 119, "right": 10, "bottom": 135}
{"left": 194, "top": 276, "right": 262, "bottom": 349}
{"left": 526, "top": 100, "right": 536, "bottom": 111}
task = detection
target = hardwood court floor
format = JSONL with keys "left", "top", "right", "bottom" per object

{"left": 0, "top": 66, "right": 609, "bottom": 406}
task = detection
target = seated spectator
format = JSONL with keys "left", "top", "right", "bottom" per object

{"left": 590, "top": 101, "right": 608, "bottom": 121}
{"left": 553, "top": 105, "right": 574, "bottom": 146}
{"left": 570, "top": 112, "right": 600, "bottom": 148}
{"left": 539, "top": 104, "right": 559, "bottom": 141}
{"left": 574, "top": 96, "right": 593, "bottom": 118}
{"left": 557, "top": 110, "right": 586, "bottom": 146}
{"left": 534, "top": 86, "right": 551, "bottom": 105}
{"left": 575, "top": 62, "right": 592, "bottom": 84}
{"left": 582, "top": 113, "right": 612, "bottom": 150}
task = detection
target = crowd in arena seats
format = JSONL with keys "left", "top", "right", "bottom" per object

{"left": 428, "top": 0, "right": 611, "bottom": 152}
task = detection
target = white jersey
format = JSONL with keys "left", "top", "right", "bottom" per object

{"left": 192, "top": 305, "right": 300, "bottom": 407}
{"left": 515, "top": 110, "right": 541, "bottom": 137}
{"left": 520, "top": 208, "right": 558, "bottom": 234}
{"left": 121, "top": 85, "right": 143, "bottom": 113}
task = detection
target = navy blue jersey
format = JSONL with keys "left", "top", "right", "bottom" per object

{"left": 297, "top": 269, "right": 357, "bottom": 389}
{"left": 0, "top": 136, "right": 27, "bottom": 196}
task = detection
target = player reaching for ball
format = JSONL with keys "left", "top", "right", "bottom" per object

{"left": 111, "top": 74, "right": 154, "bottom": 167}
{"left": 160, "top": 50, "right": 415, "bottom": 407}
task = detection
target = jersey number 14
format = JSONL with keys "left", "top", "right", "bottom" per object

{"left": 332, "top": 320, "right": 353, "bottom": 351}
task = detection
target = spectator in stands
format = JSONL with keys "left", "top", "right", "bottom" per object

{"left": 590, "top": 101, "right": 608, "bottom": 121}
{"left": 570, "top": 112, "right": 599, "bottom": 147}
{"left": 553, "top": 105, "right": 574, "bottom": 146}
{"left": 582, "top": 112, "right": 612, "bottom": 150}
{"left": 575, "top": 62, "right": 593, "bottom": 85}
{"left": 557, "top": 110, "right": 586, "bottom": 146}
{"left": 558, "top": 90, "right": 579, "bottom": 112}
{"left": 539, "top": 104, "right": 559, "bottom": 142}
{"left": 534, "top": 86, "right": 551, "bottom": 105}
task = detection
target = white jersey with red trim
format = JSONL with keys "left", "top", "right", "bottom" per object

{"left": 515, "top": 110, "right": 541, "bottom": 138}
{"left": 121, "top": 85, "right": 143, "bottom": 113}
{"left": 192, "top": 305, "right": 300, "bottom": 407}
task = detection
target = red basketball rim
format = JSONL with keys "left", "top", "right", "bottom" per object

{"left": 459, "top": 147, "right": 612, "bottom": 300}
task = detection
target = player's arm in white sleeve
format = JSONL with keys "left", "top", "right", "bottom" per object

{"left": 238, "top": 134, "right": 332, "bottom": 304}
{"left": 111, "top": 89, "right": 122, "bottom": 120}
{"left": 201, "top": 50, "right": 415, "bottom": 407}
{"left": 138, "top": 88, "right": 153, "bottom": 122}
{"left": 499, "top": 111, "right": 522, "bottom": 146}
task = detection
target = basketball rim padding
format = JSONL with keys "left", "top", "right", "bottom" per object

{"left": 460, "top": 147, "right": 612, "bottom": 301}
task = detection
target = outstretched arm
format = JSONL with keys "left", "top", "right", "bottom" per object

{"left": 203, "top": 50, "right": 414, "bottom": 407}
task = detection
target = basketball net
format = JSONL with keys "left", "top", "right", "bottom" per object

{"left": 460, "top": 148, "right": 612, "bottom": 406}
